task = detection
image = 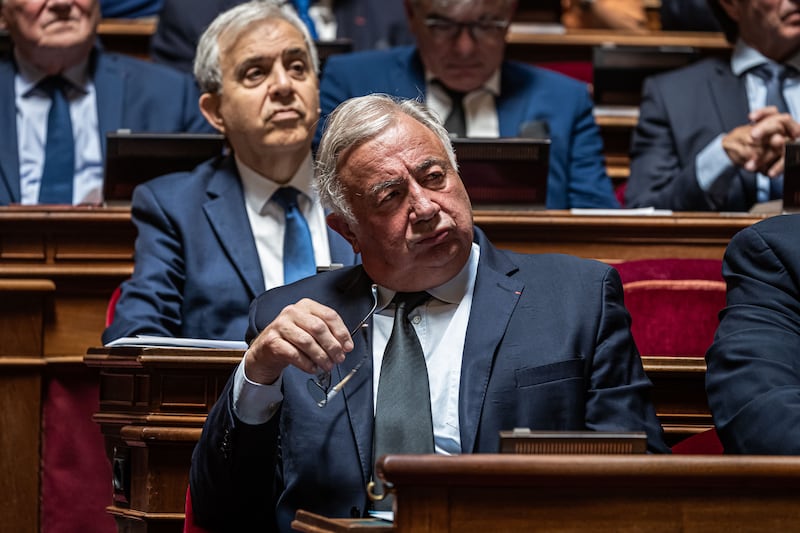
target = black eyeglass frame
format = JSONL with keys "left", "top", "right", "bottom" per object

{"left": 306, "top": 284, "right": 379, "bottom": 408}
{"left": 422, "top": 15, "right": 510, "bottom": 41}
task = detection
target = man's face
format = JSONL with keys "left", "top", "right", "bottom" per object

{"left": 0, "top": 0, "right": 99, "bottom": 60}
{"left": 327, "top": 114, "right": 474, "bottom": 292}
{"left": 405, "top": 0, "right": 514, "bottom": 92}
{"left": 200, "top": 18, "right": 320, "bottom": 175}
{"left": 722, "top": 0, "right": 800, "bottom": 60}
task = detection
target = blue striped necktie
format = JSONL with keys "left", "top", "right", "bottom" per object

{"left": 38, "top": 76, "right": 75, "bottom": 204}
{"left": 272, "top": 187, "right": 316, "bottom": 284}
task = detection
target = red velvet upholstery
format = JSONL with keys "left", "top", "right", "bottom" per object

{"left": 41, "top": 370, "right": 115, "bottom": 533}
{"left": 535, "top": 61, "right": 594, "bottom": 84}
{"left": 105, "top": 284, "right": 122, "bottom": 328}
{"left": 39, "top": 287, "right": 122, "bottom": 532}
{"left": 614, "top": 259, "right": 726, "bottom": 357}
{"left": 671, "top": 428, "right": 724, "bottom": 454}
{"left": 184, "top": 485, "right": 212, "bottom": 533}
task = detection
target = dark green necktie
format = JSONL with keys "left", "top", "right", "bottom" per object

{"left": 372, "top": 291, "right": 433, "bottom": 510}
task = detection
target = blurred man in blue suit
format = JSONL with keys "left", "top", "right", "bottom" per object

{"left": 104, "top": 1, "right": 358, "bottom": 343}
{"left": 318, "top": 0, "right": 619, "bottom": 209}
{"left": 0, "top": 0, "right": 211, "bottom": 205}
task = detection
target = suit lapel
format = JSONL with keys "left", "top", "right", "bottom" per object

{"left": 92, "top": 51, "right": 124, "bottom": 156}
{"left": 710, "top": 60, "right": 750, "bottom": 133}
{"left": 709, "top": 60, "right": 758, "bottom": 206}
{"left": 202, "top": 157, "right": 265, "bottom": 299}
{"left": 0, "top": 58, "right": 20, "bottom": 202}
{"left": 459, "top": 230, "right": 523, "bottom": 453}
{"left": 333, "top": 268, "right": 378, "bottom": 484}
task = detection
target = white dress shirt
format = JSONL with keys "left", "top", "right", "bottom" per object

{"left": 15, "top": 53, "right": 103, "bottom": 205}
{"left": 696, "top": 40, "right": 800, "bottom": 202}
{"left": 237, "top": 153, "right": 332, "bottom": 291}
{"left": 233, "top": 243, "right": 481, "bottom": 456}
{"left": 425, "top": 71, "right": 501, "bottom": 138}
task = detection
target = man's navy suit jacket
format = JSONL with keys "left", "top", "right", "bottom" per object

{"left": 0, "top": 47, "right": 211, "bottom": 205}
{"left": 317, "top": 46, "right": 619, "bottom": 210}
{"left": 706, "top": 214, "right": 800, "bottom": 453}
{"left": 626, "top": 56, "right": 760, "bottom": 211}
{"left": 190, "top": 228, "right": 669, "bottom": 532}
{"left": 103, "top": 156, "right": 358, "bottom": 343}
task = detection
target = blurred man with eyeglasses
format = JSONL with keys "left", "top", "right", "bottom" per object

{"left": 190, "top": 94, "right": 668, "bottom": 532}
{"left": 317, "top": 0, "right": 619, "bottom": 209}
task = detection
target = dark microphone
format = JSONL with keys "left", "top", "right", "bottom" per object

{"left": 519, "top": 120, "right": 550, "bottom": 140}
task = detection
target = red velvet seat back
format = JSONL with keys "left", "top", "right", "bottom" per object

{"left": 614, "top": 259, "right": 725, "bottom": 357}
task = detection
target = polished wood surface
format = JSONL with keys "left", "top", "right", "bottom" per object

{"left": 472, "top": 209, "right": 768, "bottom": 262}
{"left": 0, "top": 279, "right": 53, "bottom": 533}
{"left": 371, "top": 455, "right": 800, "bottom": 532}
{"left": 86, "top": 347, "right": 711, "bottom": 531}
{"left": 0, "top": 207, "right": 766, "bottom": 531}
{"left": 85, "top": 347, "right": 242, "bottom": 533}
{"left": 507, "top": 27, "right": 730, "bottom": 64}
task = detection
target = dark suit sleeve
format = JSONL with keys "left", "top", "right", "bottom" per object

{"left": 625, "top": 77, "right": 720, "bottom": 210}
{"left": 189, "top": 374, "right": 281, "bottom": 531}
{"left": 102, "top": 183, "right": 186, "bottom": 342}
{"left": 706, "top": 220, "right": 800, "bottom": 453}
{"left": 565, "top": 86, "right": 620, "bottom": 208}
{"left": 586, "top": 266, "right": 670, "bottom": 453}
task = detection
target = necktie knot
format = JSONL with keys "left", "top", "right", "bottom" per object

{"left": 393, "top": 291, "right": 430, "bottom": 318}
{"left": 37, "top": 76, "right": 70, "bottom": 97}
{"left": 751, "top": 62, "right": 795, "bottom": 83}
{"left": 272, "top": 186, "right": 301, "bottom": 211}
{"left": 272, "top": 187, "right": 315, "bottom": 284}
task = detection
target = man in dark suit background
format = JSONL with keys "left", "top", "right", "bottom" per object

{"left": 104, "top": 1, "right": 357, "bottom": 344}
{"left": 626, "top": 0, "right": 800, "bottom": 211}
{"left": 706, "top": 213, "right": 800, "bottom": 453}
{"left": 0, "top": 0, "right": 211, "bottom": 205}
{"left": 189, "top": 93, "right": 668, "bottom": 532}
{"left": 317, "top": 0, "right": 619, "bottom": 210}
{"left": 149, "top": 0, "right": 414, "bottom": 73}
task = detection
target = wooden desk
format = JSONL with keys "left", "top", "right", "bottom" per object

{"left": 0, "top": 279, "right": 54, "bottom": 533}
{"left": 342, "top": 455, "right": 800, "bottom": 532}
{"left": 472, "top": 209, "right": 767, "bottom": 262}
{"left": 507, "top": 28, "right": 730, "bottom": 65}
{"left": 86, "top": 346, "right": 711, "bottom": 532}
{"left": 0, "top": 207, "right": 765, "bottom": 532}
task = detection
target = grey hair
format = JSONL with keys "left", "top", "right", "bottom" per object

{"left": 315, "top": 94, "right": 458, "bottom": 224}
{"left": 193, "top": 0, "right": 319, "bottom": 94}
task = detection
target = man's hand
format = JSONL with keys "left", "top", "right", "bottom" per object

{"left": 244, "top": 299, "right": 354, "bottom": 385}
{"left": 723, "top": 106, "right": 800, "bottom": 177}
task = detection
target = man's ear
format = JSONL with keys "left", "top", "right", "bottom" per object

{"left": 326, "top": 213, "right": 360, "bottom": 254}
{"left": 717, "top": 0, "right": 740, "bottom": 23}
{"left": 199, "top": 92, "right": 226, "bottom": 134}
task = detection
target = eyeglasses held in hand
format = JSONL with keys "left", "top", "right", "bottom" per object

{"left": 423, "top": 16, "right": 509, "bottom": 42}
{"left": 306, "top": 283, "right": 379, "bottom": 408}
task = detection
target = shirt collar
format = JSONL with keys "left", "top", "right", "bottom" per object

{"left": 731, "top": 39, "right": 800, "bottom": 76}
{"left": 15, "top": 51, "right": 91, "bottom": 97}
{"left": 236, "top": 151, "right": 317, "bottom": 215}
{"left": 425, "top": 69, "right": 501, "bottom": 97}
{"left": 376, "top": 241, "right": 480, "bottom": 309}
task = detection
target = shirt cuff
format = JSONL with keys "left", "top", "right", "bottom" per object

{"left": 696, "top": 134, "right": 734, "bottom": 191}
{"left": 232, "top": 355, "right": 283, "bottom": 425}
